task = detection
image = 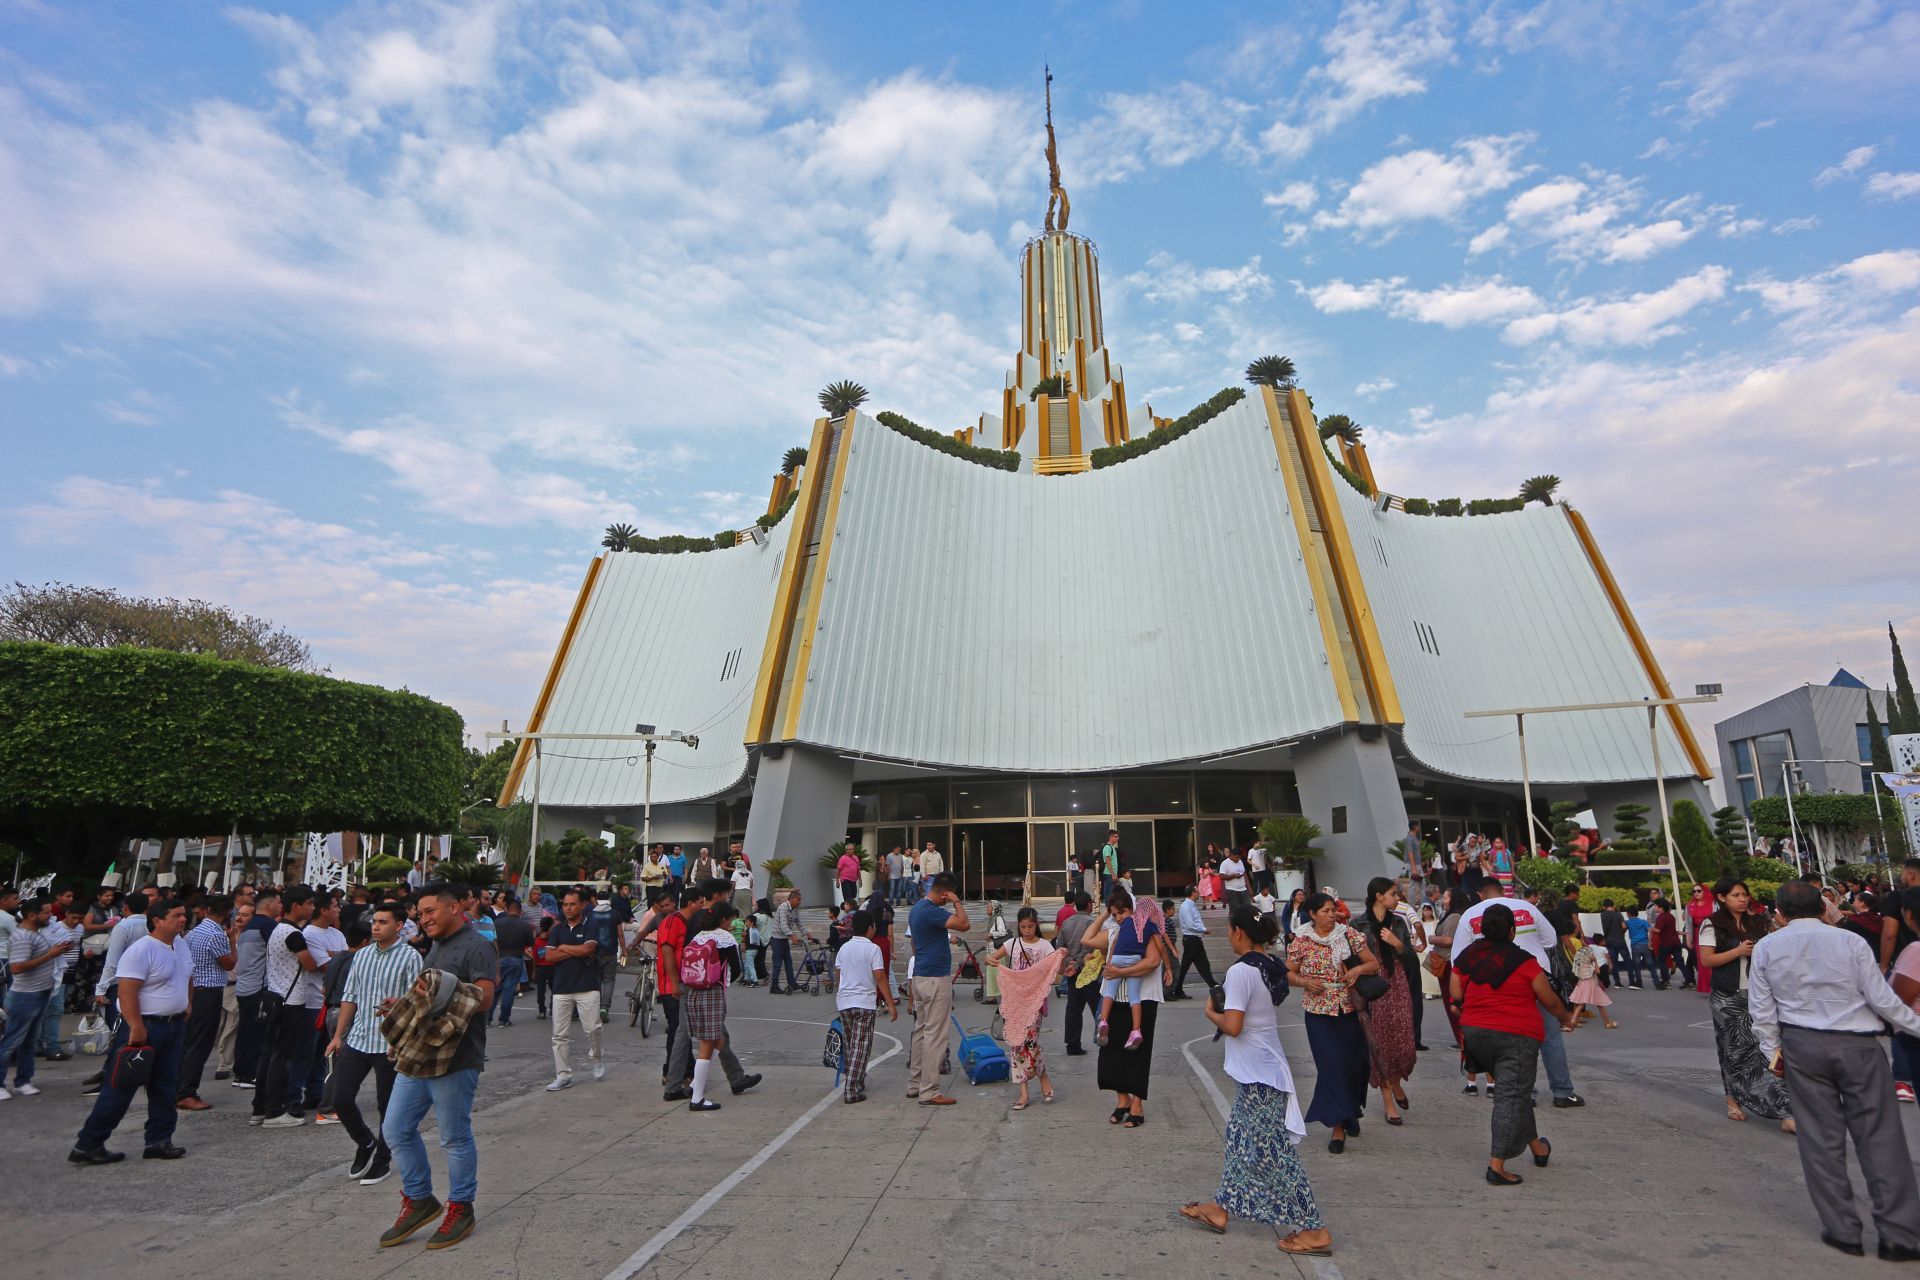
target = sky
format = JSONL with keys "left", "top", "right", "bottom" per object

{"left": 2, "top": 0, "right": 1917, "bottom": 781}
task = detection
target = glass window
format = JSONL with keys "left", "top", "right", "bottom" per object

{"left": 1863, "top": 766, "right": 1877, "bottom": 795}
{"left": 1194, "top": 774, "right": 1256, "bottom": 814}
{"left": 1738, "top": 777, "right": 1759, "bottom": 809}
{"left": 1858, "top": 723, "right": 1874, "bottom": 763}
{"left": 1752, "top": 732, "right": 1793, "bottom": 797}
{"left": 848, "top": 789, "right": 881, "bottom": 826}
{"left": 1115, "top": 820, "right": 1155, "bottom": 894}
{"left": 1073, "top": 822, "right": 1114, "bottom": 867}
{"left": 1732, "top": 739, "right": 1753, "bottom": 775}
{"left": 1032, "top": 777, "right": 1106, "bottom": 816}
{"left": 879, "top": 783, "right": 947, "bottom": 821}
{"left": 1254, "top": 773, "right": 1301, "bottom": 814}
{"left": 951, "top": 779, "right": 1026, "bottom": 818}
{"left": 1029, "top": 824, "right": 1070, "bottom": 900}
{"left": 1113, "top": 775, "right": 1189, "bottom": 814}
{"left": 1196, "top": 820, "right": 1235, "bottom": 865}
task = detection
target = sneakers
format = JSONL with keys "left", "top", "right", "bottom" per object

{"left": 1124, "top": 1031, "right": 1143, "bottom": 1050}
{"left": 1551, "top": 1094, "right": 1586, "bottom": 1109}
{"left": 1095, "top": 1021, "right": 1110, "bottom": 1047}
{"left": 248, "top": 1114, "right": 266, "bottom": 1126}
{"left": 0, "top": 1086, "right": 9, "bottom": 1101}
{"left": 380, "top": 1195, "right": 443, "bottom": 1248}
{"left": 426, "top": 1200, "right": 475, "bottom": 1250}
{"left": 314, "top": 1111, "right": 340, "bottom": 1125}
{"left": 1898, "top": 1083, "right": 1916, "bottom": 1105}
{"left": 214, "top": 1069, "right": 231, "bottom": 1080}
{"left": 81, "top": 1081, "right": 101, "bottom": 1097}
{"left": 261, "top": 1113, "right": 305, "bottom": 1128}
{"left": 348, "top": 1142, "right": 377, "bottom": 1180}
{"left": 546, "top": 1076, "right": 573, "bottom": 1092}
{"left": 1461, "top": 1082, "right": 1479, "bottom": 1095}
{"left": 231, "top": 1079, "right": 256, "bottom": 1089}
{"left": 359, "top": 1161, "right": 392, "bottom": 1186}
{"left": 17, "top": 1081, "right": 43, "bottom": 1096}
{"left": 592, "top": 1063, "right": 606, "bottom": 1081}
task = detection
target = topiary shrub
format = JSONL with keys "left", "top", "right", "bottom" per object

{"left": 1402, "top": 497, "right": 1431, "bottom": 515}
{"left": 1434, "top": 497, "right": 1464, "bottom": 517}
{"left": 1089, "top": 387, "right": 1244, "bottom": 469}
{"left": 875, "top": 411, "right": 1020, "bottom": 471}
{"left": 1513, "top": 856, "right": 1580, "bottom": 893}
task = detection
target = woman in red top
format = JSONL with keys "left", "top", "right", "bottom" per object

{"left": 1449, "top": 904, "right": 1578, "bottom": 1186}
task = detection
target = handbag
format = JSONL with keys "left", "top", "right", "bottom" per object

{"left": 107, "top": 1039, "right": 154, "bottom": 1090}
{"left": 1425, "top": 947, "right": 1449, "bottom": 979}
{"left": 1345, "top": 954, "right": 1390, "bottom": 1004}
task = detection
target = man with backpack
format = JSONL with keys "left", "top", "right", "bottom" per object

{"left": 662, "top": 882, "right": 761, "bottom": 1102}
{"left": 543, "top": 888, "right": 605, "bottom": 1091}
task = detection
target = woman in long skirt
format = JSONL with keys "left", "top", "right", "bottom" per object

{"left": 1286, "top": 892, "right": 1381, "bottom": 1153}
{"left": 1698, "top": 879, "right": 1793, "bottom": 1132}
{"left": 1359, "top": 878, "right": 1417, "bottom": 1124}
{"left": 1093, "top": 891, "right": 1171, "bottom": 1127}
{"left": 988, "top": 907, "right": 1062, "bottom": 1110}
{"left": 1179, "top": 906, "right": 1332, "bottom": 1257}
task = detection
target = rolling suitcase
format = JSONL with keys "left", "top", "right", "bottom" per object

{"left": 951, "top": 1014, "right": 1010, "bottom": 1085}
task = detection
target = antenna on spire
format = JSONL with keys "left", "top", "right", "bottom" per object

{"left": 1044, "top": 63, "right": 1070, "bottom": 233}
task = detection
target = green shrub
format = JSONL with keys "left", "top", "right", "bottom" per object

{"left": 756, "top": 489, "right": 799, "bottom": 530}
{"left": 1735, "top": 856, "right": 1797, "bottom": 882}
{"left": 818, "top": 840, "right": 873, "bottom": 874}
{"left": 1512, "top": 857, "right": 1580, "bottom": 893}
{"left": 1402, "top": 497, "right": 1431, "bottom": 515}
{"left": 1030, "top": 375, "right": 1068, "bottom": 399}
{"left": 361, "top": 853, "right": 413, "bottom": 880}
{"left": 1833, "top": 860, "right": 1887, "bottom": 885}
{"left": 1746, "top": 880, "right": 1785, "bottom": 904}
{"left": 1670, "top": 798, "right": 1730, "bottom": 883}
{"left": 1573, "top": 884, "right": 1641, "bottom": 913}
{"left": 1433, "top": 497, "right": 1463, "bottom": 517}
{"left": 1589, "top": 846, "right": 1655, "bottom": 888}
{"left": 1089, "top": 387, "right": 1244, "bottom": 469}
{"left": 1466, "top": 496, "right": 1527, "bottom": 516}
{"left": 1327, "top": 452, "right": 1370, "bottom": 495}
{"left": 1261, "top": 816, "right": 1324, "bottom": 868}
{"left": 713, "top": 530, "right": 737, "bottom": 549}
{"left": 1750, "top": 793, "right": 1899, "bottom": 838}
{"left": 624, "top": 533, "right": 723, "bottom": 555}
{"left": 763, "top": 856, "right": 795, "bottom": 889}
{"left": 437, "top": 858, "right": 501, "bottom": 889}
{"left": 874, "top": 411, "right": 1020, "bottom": 471}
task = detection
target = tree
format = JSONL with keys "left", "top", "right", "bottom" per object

{"left": 1317, "top": 414, "right": 1362, "bottom": 444}
{"left": 1030, "top": 374, "right": 1069, "bottom": 399}
{"left": 464, "top": 742, "right": 516, "bottom": 810}
{"left": 1892, "top": 625, "right": 1920, "bottom": 735}
{"left": 1711, "top": 805, "right": 1750, "bottom": 855}
{"left": 1244, "top": 355, "right": 1297, "bottom": 389}
{"left": 602, "top": 523, "right": 637, "bottom": 552}
{"left": 1868, "top": 692, "right": 1895, "bottom": 773}
{"left": 1518, "top": 475, "right": 1561, "bottom": 506}
{"left": 780, "top": 446, "right": 808, "bottom": 476}
{"left": 0, "top": 641, "right": 464, "bottom": 879}
{"left": 1669, "top": 798, "right": 1728, "bottom": 883}
{"left": 818, "top": 380, "right": 869, "bottom": 418}
{"left": 1258, "top": 815, "right": 1324, "bottom": 869}
{"left": 1, "top": 581, "right": 317, "bottom": 672}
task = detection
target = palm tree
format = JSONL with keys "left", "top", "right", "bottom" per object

{"left": 780, "top": 446, "right": 808, "bottom": 476}
{"left": 1318, "top": 414, "right": 1363, "bottom": 444}
{"left": 817, "top": 380, "right": 869, "bottom": 418}
{"left": 1518, "top": 474, "right": 1561, "bottom": 506}
{"left": 1245, "top": 355, "right": 1297, "bottom": 389}
{"left": 601, "top": 522, "right": 637, "bottom": 551}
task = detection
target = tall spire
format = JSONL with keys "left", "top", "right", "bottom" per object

{"left": 1044, "top": 64, "right": 1070, "bottom": 233}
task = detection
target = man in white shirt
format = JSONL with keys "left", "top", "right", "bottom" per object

{"left": 1751, "top": 880, "right": 1920, "bottom": 1259}
{"left": 1450, "top": 880, "right": 1582, "bottom": 1107}
{"left": 291, "top": 893, "right": 345, "bottom": 1117}
{"left": 918, "top": 843, "right": 944, "bottom": 898}
{"left": 252, "top": 887, "right": 323, "bottom": 1127}
{"left": 71, "top": 897, "right": 194, "bottom": 1164}
{"left": 1246, "top": 841, "right": 1271, "bottom": 896}
{"left": 1167, "top": 884, "right": 1217, "bottom": 1000}
{"left": 1218, "top": 851, "right": 1249, "bottom": 913}
{"left": 833, "top": 909, "right": 897, "bottom": 1104}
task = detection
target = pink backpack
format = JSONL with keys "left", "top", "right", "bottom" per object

{"left": 679, "top": 937, "right": 727, "bottom": 991}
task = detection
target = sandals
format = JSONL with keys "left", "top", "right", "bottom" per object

{"left": 1109, "top": 1107, "right": 1128, "bottom": 1125}
{"left": 1177, "top": 1203, "right": 1227, "bottom": 1235}
{"left": 1279, "top": 1232, "right": 1334, "bottom": 1257}
{"left": 1012, "top": 1100, "right": 1029, "bottom": 1111}
{"left": 1124, "top": 1112, "right": 1146, "bottom": 1128}
{"left": 1726, "top": 1100, "right": 1748, "bottom": 1123}
{"left": 1041, "top": 1091, "right": 1055, "bottom": 1104}
{"left": 1603, "top": 1021, "right": 1619, "bottom": 1030}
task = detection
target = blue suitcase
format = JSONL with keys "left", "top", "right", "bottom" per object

{"left": 951, "top": 1014, "right": 1010, "bottom": 1085}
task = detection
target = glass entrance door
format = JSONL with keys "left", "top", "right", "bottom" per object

{"left": 1030, "top": 823, "right": 1069, "bottom": 900}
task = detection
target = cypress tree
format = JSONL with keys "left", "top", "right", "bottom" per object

{"left": 1893, "top": 624, "right": 1920, "bottom": 735}
{"left": 1868, "top": 691, "right": 1894, "bottom": 773}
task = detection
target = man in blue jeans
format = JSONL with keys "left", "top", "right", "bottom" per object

{"left": 3, "top": 897, "right": 69, "bottom": 1099}
{"left": 380, "top": 886, "right": 496, "bottom": 1251}
{"left": 490, "top": 899, "right": 534, "bottom": 1027}
{"left": 71, "top": 898, "right": 194, "bottom": 1163}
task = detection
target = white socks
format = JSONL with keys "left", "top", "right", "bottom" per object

{"left": 691, "top": 1057, "right": 712, "bottom": 1104}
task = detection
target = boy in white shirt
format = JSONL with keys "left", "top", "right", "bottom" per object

{"left": 833, "top": 909, "right": 897, "bottom": 1104}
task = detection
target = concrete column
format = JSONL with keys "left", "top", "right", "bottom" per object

{"left": 1292, "top": 731, "right": 1409, "bottom": 899}
{"left": 742, "top": 746, "right": 854, "bottom": 905}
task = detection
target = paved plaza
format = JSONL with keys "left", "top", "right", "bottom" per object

{"left": 2, "top": 950, "right": 1913, "bottom": 1280}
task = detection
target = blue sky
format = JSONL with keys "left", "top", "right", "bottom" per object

{"left": 3, "top": 0, "right": 1917, "bottom": 768}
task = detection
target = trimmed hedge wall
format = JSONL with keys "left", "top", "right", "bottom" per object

{"left": 1399, "top": 495, "right": 1528, "bottom": 517}
{"left": 1750, "top": 792, "right": 1900, "bottom": 837}
{"left": 1089, "top": 387, "right": 1244, "bottom": 469}
{"left": 0, "top": 642, "right": 465, "bottom": 850}
{"left": 875, "top": 411, "right": 1020, "bottom": 471}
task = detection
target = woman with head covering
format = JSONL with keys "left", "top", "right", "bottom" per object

{"left": 1092, "top": 890, "right": 1173, "bottom": 1128}
{"left": 1179, "top": 905, "right": 1331, "bottom": 1257}
{"left": 1359, "top": 877, "right": 1418, "bottom": 1123}
{"left": 1449, "top": 903, "right": 1578, "bottom": 1184}
{"left": 1285, "top": 892, "right": 1381, "bottom": 1153}
{"left": 1688, "top": 882, "right": 1717, "bottom": 993}
{"left": 1699, "top": 878, "right": 1793, "bottom": 1132}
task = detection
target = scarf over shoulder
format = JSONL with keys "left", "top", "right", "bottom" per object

{"left": 995, "top": 942, "right": 1063, "bottom": 1048}
{"left": 1456, "top": 938, "right": 1532, "bottom": 989}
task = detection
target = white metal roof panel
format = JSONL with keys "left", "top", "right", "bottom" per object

{"left": 792, "top": 401, "right": 1346, "bottom": 771}
{"left": 512, "top": 521, "right": 793, "bottom": 808}
{"left": 1334, "top": 486, "right": 1694, "bottom": 783}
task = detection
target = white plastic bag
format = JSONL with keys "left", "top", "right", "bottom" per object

{"left": 74, "top": 1012, "right": 112, "bottom": 1055}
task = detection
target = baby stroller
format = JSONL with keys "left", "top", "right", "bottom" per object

{"left": 795, "top": 936, "right": 836, "bottom": 996}
{"left": 951, "top": 935, "right": 988, "bottom": 1003}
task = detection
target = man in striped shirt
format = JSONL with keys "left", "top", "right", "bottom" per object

{"left": 175, "top": 896, "right": 238, "bottom": 1111}
{"left": 325, "top": 902, "right": 422, "bottom": 1185}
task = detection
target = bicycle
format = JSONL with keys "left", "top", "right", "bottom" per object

{"left": 626, "top": 942, "right": 657, "bottom": 1035}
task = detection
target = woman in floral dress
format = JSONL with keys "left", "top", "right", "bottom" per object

{"left": 1285, "top": 892, "right": 1383, "bottom": 1153}
{"left": 988, "top": 907, "right": 1062, "bottom": 1109}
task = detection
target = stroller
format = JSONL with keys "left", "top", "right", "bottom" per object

{"left": 795, "top": 936, "right": 836, "bottom": 995}
{"left": 951, "top": 934, "right": 989, "bottom": 1003}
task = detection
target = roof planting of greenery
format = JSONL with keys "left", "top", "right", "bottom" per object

{"left": 1089, "top": 387, "right": 1244, "bottom": 469}
{"left": 874, "top": 410, "right": 1020, "bottom": 471}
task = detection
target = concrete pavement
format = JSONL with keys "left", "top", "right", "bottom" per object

{"left": 0, "top": 966, "right": 1912, "bottom": 1279}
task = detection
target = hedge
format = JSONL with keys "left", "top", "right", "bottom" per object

{"left": 875, "top": 411, "right": 1020, "bottom": 471}
{"left": 1089, "top": 387, "right": 1244, "bottom": 469}
{"left": 1749, "top": 792, "right": 1900, "bottom": 838}
{"left": 1513, "top": 856, "right": 1581, "bottom": 893}
{"left": 755, "top": 489, "right": 799, "bottom": 531}
{"left": 1397, "top": 495, "right": 1528, "bottom": 517}
{"left": 1327, "top": 451, "right": 1370, "bottom": 495}
{"left": 0, "top": 642, "right": 464, "bottom": 872}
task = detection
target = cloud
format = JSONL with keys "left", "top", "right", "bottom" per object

{"left": 1392, "top": 278, "right": 1542, "bottom": 328}
{"left": 1314, "top": 133, "right": 1531, "bottom": 231}
{"left": 1124, "top": 252, "right": 1272, "bottom": 305}
{"left": 1263, "top": 0, "right": 1456, "bottom": 157}
{"left": 1502, "top": 265, "right": 1728, "bottom": 346}
{"left": 1354, "top": 376, "right": 1397, "bottom": 397}
{"left": 96, "top": 388, "right": 171, "bottom": 427}
{"left": 1866, "top": 171, "right": 1920, "bottom": 200}
{"left": 1816, "top": 144, "right": 1878, "bottom": 186}
{"left": 1676, "top": 2, "right": 1920, "bottom": 118}
{"left": 1262, "top": 181, "right": 1318, "bottom": 212}
{"left": 1466, "top": 223, "right": 1509, "bottom": 255}
{"left": 1302, "top": 276, "right": 1403, "bottom": 313}
{"left": 1603, "top": 218, "right": 1695, "bottom": 262}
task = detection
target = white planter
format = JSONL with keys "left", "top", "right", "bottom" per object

{"left": 1272, "top": 868, "right": 1307, "bottom": 900}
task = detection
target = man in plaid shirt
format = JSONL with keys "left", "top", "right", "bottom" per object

{"left": 832, "top": 910, "right": 897, "bottom": 1103}
{"left": 175, "top": 896, "right": 239, "bottom": 1111}
{"left": 767, "top": 890, "right": 813, "bottom": 995}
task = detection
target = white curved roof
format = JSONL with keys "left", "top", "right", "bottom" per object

{"left": 513, "top": 520, "right": 793, "bottom": 808}
{"left": 1332, "top": 485, "right": 1693, "bottom": 783}
{"left": 789, "top": 401, "right": 1347, "bottom": 770}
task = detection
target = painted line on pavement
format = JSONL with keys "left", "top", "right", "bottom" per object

{"left": 602, "top": 1016, "right": 904, "bottom": 1280}
{"left": 1180, "top": 1033, "right": 1345, "bottom": 1280}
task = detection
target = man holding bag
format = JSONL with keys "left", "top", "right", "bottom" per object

{"left": 70, "top": 898, "right": 193, "bottom": 1164}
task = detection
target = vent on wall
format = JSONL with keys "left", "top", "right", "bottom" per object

{"left": 1412, "top": 621, "right": 1441, "bottom": 655}
{"left": 718, "top": 646, "right": 745, "bottom": 681}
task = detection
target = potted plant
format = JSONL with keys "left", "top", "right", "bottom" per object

{"left": 763, "top": 857, "right": 795, "bottom": 890}
{"left": 818, "top": 841, "right": 873, "bottom": 896}
{"left": 1259, "top": 816, "right": 1323, "bottom": 899}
